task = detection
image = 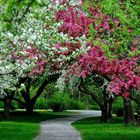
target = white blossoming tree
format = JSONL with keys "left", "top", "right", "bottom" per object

{"left": 0, "top": 0, "right": 87, "bottom": 115}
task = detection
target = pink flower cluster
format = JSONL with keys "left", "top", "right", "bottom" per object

{"left": 108, "top": 58, "right": 140, "bottom": 97}
{"left": 55, "top": 4, "right": 122, "bottom": 39}
{"left": 56, "top": 6, "right": 92, "bottom": 37}
{"left": 11, "top": 46, "right": 46, "bottom": 76}
{"left": 67, "top": 45, "right": 140, "bottom": 97}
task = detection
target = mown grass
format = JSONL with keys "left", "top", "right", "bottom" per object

{"left": 0, "top": 110, "right": 71, "bottom": 140}
{"left": 73, "top": 117, "right": 140, "bottom": 140}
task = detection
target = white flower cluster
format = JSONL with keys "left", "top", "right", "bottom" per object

{"left": 56, "top": 71, "right": 80, "bottom": 93}
{"left": 69, "top": 0, "right": 83, "bottom": 6}
{"left": 56, "top": 70, "right": 66, "bottom": 92}
{"left": 53, "top": 0, "right": 82, "bottom": 6}
{"left": 52, "top": 34, "right": 91, "bottom": 65}
{"left": 67, "top": 76, "right": 80, "bottom": 94}
{"left": 0, "top": 60, "right": 18, "bottom": 95}
{"left": 13, "top": 1, "right": 63, "bottom": 51}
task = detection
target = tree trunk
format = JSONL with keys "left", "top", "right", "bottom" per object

{"left": 123, "top": 98, "right": 134, "bottom": 125}
{"left": 101, "top": 106, "right": 108, "bottom": 122}
{"left": 4, "top": 99, "right": 11, "bottom": 118}
{"left": 100, "top": 89, "right": 108, "bottom": 122}
{"left": 107, "top": 101, "right": 112, "bottom": 120}
{"left": 25, "top": 103, "right": 34, "bottom": 114}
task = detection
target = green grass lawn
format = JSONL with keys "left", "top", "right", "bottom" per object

{"left": 73, "top": 117, "right": 140, "bottom": 140}
{"left": 0, "top": 110, "right": 71, "bottom": 140}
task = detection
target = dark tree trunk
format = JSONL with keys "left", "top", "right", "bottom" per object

{"left": 4, "top": 99, "right": 11, "bottom": 118}
{"left": 101, "top": 102, "right": 112, "bottom": 122}
{"left": 25, "top": 102, "right": 34, "bottom": 114}
{"left": 100, "top": 88, "right": 108, "bottom": 122}
{"left": 123, "top": 98, "right": 134, "bottom": 125}
{"left": 101, "top": 106, "right": 108, "bottom": 122}
{"left": 100, "top": 100, "right": 112, "bottom": 122}
{"left": 107, "top": 101, "right": 112, "bottom": 120}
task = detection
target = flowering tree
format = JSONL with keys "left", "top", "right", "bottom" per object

{"left": 0, "top": 0, "right": 67, "bottom": 114}
{"left": 53, "top": 0, "right": 140, "bottom": 123}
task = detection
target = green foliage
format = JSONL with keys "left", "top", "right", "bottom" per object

{"left": 85, "top": 0, "right": 140, "bottom": 56}
{"left": 34, "top": 97, "right": 48, "bottom": 109}
{"left": 90, "top": 100, "right": 100, "bottom": 110}
{"left": 0, "top": 100, "right": 19, "bottom": 110}
{"left": 0, "top": 101, "right": 3, "bottom": 108}
{"left": 112, "top": 96, "right": 137, "bottom": 115}
{"left": 69, "top": 99, "right": 85, "bottom": 110}
{"left": 112, "top": 97, "right": 124, "bottom": 113}
{"left": 11, "top": 101, "right": 19, "bottom": 110}
{"left": 0, "top": 0, "right": 31, "bottom": 31}
{"left": 42, "top": 83, "right": 58, "bottom": 97}
{"left": 47, "top": 92, "right": 71, "bottom": 112}
{"left": 101, "top": 0, "right": 139, "bottom": 30}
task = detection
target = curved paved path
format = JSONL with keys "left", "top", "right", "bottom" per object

{"left": 35, "top": 110, "right": 101, "bottom": 140}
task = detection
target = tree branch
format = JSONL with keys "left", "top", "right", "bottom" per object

{"left": 78, "top": 78, "right": 103, "bottom": 107}
{"left": 20, "top": 0, "right": 35, "bottom": 21}
{"left": 31, "top": 74, "right": 59, "bottom": 104}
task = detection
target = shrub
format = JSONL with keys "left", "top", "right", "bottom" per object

{"left": 90, "top": 99, "right": 100, "bottom": 110}
{"left": 0, "top": 101, "right": 4, "bottom": 108}
{"left": 34, "top": 97, "right": 48, "bottom": 109}
{"left": 0, "top": 101, "right": 19, "bottom": 110}
{"left": 10, "top": 101, "right": 19, "bottom": 110}
{"left": 112, "top": 97, "right": 123, "bottom": 113}
{"left": 47, "top": 92, "right": 71, "bottom": 112}
{"left": 69, "top": 99, "right": 85, "bottom": 110}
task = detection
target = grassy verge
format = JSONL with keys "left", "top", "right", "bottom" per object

{"left": 0, "top": 110, "right": 71, "bottom": 140}
{"left": 73, "top": 117, "right": 140, "bottom": 140}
